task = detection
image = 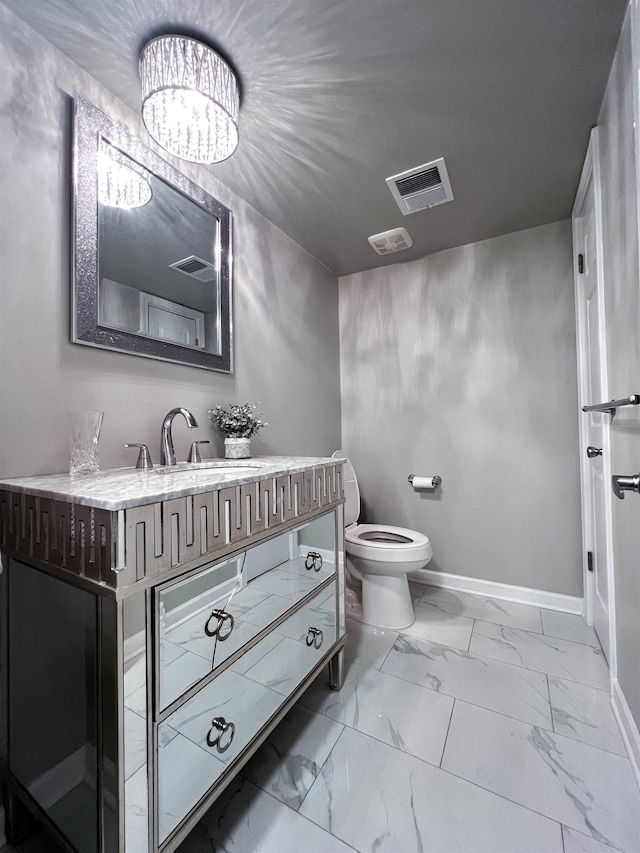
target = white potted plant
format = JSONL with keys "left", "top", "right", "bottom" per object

{"left": 208, "top": 403, "right": 269, "bottom": 459}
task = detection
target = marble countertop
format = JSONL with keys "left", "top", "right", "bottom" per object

{"left": 0, "top": 456, "right": 339, "bottom": 511}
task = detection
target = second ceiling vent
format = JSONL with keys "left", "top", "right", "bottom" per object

{"left": 386, "top": 157, "right": 454, "bottom": 216}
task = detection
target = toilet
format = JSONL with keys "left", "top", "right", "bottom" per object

{"left": 333, "top": 451, "right": 433, "bottom": 630}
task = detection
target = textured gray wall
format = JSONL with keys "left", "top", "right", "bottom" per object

{"left": 0, "top": 6, "right": 341, "bottom": 478}
{"left": 597, "top": 9, "right": 640, "bottom": 735}
{"left": 339, "top": 220, "right": 583, "bottom": 597}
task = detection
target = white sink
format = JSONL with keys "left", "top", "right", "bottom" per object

{"left": 154, "top": 461, "right": 266, "bottom": 476}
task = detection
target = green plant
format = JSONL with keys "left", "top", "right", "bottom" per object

{"left": 208, "top": 403, "right": 269, "bottom": 438}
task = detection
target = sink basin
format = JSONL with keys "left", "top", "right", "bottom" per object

{"left": 154, "top": 461, "right": 266, "bottom": 476}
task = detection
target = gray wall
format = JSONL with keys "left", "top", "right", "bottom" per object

{"left": 0, "top": 6, "right": 341, "bottom": 478}
{"left": 597, "top": 9, "right": 640, "bottom": 735}
{"left": 339, "top": 220, "right": 583, "bottom": 597}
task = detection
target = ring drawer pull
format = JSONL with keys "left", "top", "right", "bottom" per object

{"left": 206, "top": 716, "right": 236, "bottom": 752}
{"left": 304, "top": 551, "right": 323, "bottom": 572}
{"left": 306, "top": 627, "right": 324, "bottom": 649}
{"left": 204, "top": 609, "right": 235, "bottom": 640}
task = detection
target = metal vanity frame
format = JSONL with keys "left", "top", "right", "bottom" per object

{"left": 0, "top": 459, "right": 347, "bottom": 852}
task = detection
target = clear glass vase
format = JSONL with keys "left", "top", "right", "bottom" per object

{"left": 68, "top": 411, "right": 104, "bottom": 475}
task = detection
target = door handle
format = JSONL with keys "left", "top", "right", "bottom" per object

{"left": 612, "top": 474, "right": 640, "bottom": 500}
{"left": 586, "top": 446, "right": 602, "bottom": 458}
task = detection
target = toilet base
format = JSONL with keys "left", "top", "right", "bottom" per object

{"left": 361, "top": 572, "right": 415, "bottom": 630}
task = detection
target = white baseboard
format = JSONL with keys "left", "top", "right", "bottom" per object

{"left": 124, "top": 627, "right": 146, "bottom": 665}
{"left": 611, "top": 678, "right": 640, "bottom": 792}
{"left": 408, "top": 568, "right": 583, "bottom": 614}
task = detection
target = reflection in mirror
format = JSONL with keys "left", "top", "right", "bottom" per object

{"left": 98, "top": 141, "right": 221, "bottom": 354}
{"left": 74, "top": 97, "right": 233, "bottom": 372}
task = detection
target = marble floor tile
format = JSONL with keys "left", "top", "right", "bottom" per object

{"left": 402, "top": 600, "right": 473, "bottom": 650}
{"left": 158, "top": 648, "right": 213, "bottom": 710}
{"left": 241, "top": 704, "right": 344, "bottom": 809}
{"left": 381, "top": 635, "right": 552, "bottom": 727}
{"left": 230, "top": 631, "right": 284, "bottom": 675}
{"left": 269, "top": 594, "right": 337, "bottom": 642}
{"left": 244, "top": 635, "right": 328, "bottom": 697}
{"left": 124, "top": 763, "right": 150, "bottom": 853}
{"left": 300, "top": 659, "right": 453, "bottom": 765}
{"left": 176, "top": 777, "right": 354, "bottom": 853}
{"left": 161, "top": 638, "right": 188, "bottom": 667}
{"left": 562, "top": 826, "right": 623, "bottom": 853}
{"left": 9, "top": 586, "right": 632, "bottom": 853}
{"left": 315, "top": 585, "right": 338, "bottom": 609}
{"left": 249, "top": 567, "right": 320, "bottom": 600}
{"left": 222, "top": 583, "right": 273, "bottom": 615}
{"left": 239, "top": 592, "right": 301, "bottom": 633}
{"left": 549, "top": 677, "right": 626, "bottom": 756}
{"left": 441, "top": 701, "right": 640, "bottom": 853}
{"left": 417, "top": 585, "right": 543, "bottom": 632}
{"left": 123, "top": 683, "right": 148, "bottom": 716}
{"left": 123, "top": 651, "right": 146, "bottom": 698}
{"left": 124, "top": 707, "right": 146, "bottom": 780}
{"left": 343, "top": 618, "right": 398, "bottom": 668}
{"left": 299, "top": 727, "right": 563, "bottom": 853}
{"left": 158, "top": 733, "right": 225, "bottom": 845}
{"left": 542, "top": 610, "right": 599, "bottom": 646}
{"left": 166, "top": 607, "right": 254, "bottom": 665}
{"left": 470, "top": 620, "right": 610, "bottom": 689}
{"left": 167, "top": 669, "right": 283, "bottom": 769}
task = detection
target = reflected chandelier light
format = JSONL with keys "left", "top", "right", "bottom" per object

{"left": 98, "top": 140, "right": 152, "bottom": 208}
{"left": 139, "top": 35, "right": 239, "bottom": 165}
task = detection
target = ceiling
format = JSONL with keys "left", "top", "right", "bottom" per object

{"left": 3, "top": 0, "right": 627, "bottom": 276}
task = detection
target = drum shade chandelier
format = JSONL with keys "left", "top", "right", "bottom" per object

{"left": 98, "top": 140, "right": 152, "bottom": 208}
{"left": 139, "top": 35, "right": 239, "bottom": 164}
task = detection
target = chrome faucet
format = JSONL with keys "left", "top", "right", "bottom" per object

{"left": 160, "top": 407, "right": 198, "bottom": 466}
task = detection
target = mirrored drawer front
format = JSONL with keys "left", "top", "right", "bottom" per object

{"left": 239, "top": 581, "right": 337, "bottom": 694}
{"left": 157, "top": 584, "right": 336, "bottom": 845}
{"left": 157, "top": 511, "right": 336, "bottom": 712}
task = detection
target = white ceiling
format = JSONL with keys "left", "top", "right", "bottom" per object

{"left": 2, "top": 0, "right": 627, "bottom": 276}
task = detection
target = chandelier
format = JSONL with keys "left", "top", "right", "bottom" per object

{"left": 98, "top": 140, "right": 152, "bottom": 209}
{"left": 139, "top": 35, "right": 239, "bottom": 164}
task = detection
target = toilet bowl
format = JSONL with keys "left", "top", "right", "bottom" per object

{"left": 333, "top": 452, "right": 433, "bottom": 630}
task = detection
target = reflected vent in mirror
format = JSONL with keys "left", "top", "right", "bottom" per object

{"left": 170, "top": 255, "right": 217, "bottom": 282}
{"left": 386, "top": 157, "right": 454, "bottom": 215}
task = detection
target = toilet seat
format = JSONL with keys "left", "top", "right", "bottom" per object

{"left": 345, "top": 523, "right": 432, "bottom": 563}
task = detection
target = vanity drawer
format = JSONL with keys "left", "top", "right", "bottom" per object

{"left": 156, "top": 512, "right": 337, "bottom": 712}
{"left": 239, "top": 581, "right": 337, "bottom": 695}
{"left": 157, "top": 584, "right": 337, "bottom": 845}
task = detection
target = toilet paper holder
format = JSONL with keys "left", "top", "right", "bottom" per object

{"left": 408, "top": 474, "right": 442, "bottom": 486}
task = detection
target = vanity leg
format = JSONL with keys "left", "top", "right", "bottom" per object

{"left": 328, "top": 648, "right": 345, "bottom": 690}
{"left": 4, "top": 787, "right": 32, "bottom": 845}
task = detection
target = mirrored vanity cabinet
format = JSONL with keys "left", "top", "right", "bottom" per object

{"left": 0, "top": 458, "right": 346, "bottom": 852}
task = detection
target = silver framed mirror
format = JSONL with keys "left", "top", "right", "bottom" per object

{"left": 73, "top": 96, "right": 233, "bottom": 372}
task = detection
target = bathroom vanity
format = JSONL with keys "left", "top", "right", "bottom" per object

{"left": 0, "top": 457, "right": 346, "bottom": 852}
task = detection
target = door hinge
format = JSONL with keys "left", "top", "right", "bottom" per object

{"left": 578, "top": 253, "right": 584, "bottom": 274}
{"left": 587, "top": 550, "right": 594, "bottom": 572}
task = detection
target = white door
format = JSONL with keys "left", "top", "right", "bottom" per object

{"left": 574, "top": 136, "right": 613, "bottom": 662}
{"left": 147, "top": 305, "right": 198, "bottom": 346}
{"left": 140, "top": 292, "right": 206, "bottom": 349}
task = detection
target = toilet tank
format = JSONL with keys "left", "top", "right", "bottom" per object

{"left": 333, "top": 451, "right": 360, "bottom": 526}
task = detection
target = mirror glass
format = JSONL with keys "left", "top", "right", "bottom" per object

{"left": 73, "top": 97, "right": 232, "bottom": 372}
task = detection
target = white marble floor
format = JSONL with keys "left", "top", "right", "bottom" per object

{"left": 5, "top": 584, "right": 639, "bottom": 853}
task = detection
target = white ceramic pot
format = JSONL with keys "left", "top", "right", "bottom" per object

{"left": 224, "top": 437, "right": 251, "bottom": 459}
